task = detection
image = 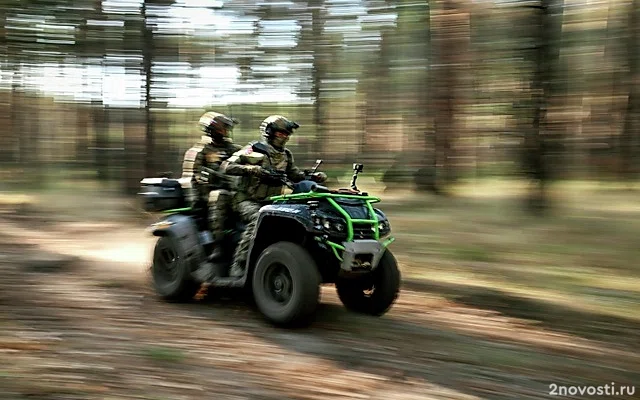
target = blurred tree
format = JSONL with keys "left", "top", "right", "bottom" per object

{"left": 1, "top": 0, "right": 95, "bottom": 186}
{"left": 621, "top": 0, "right": 640, "bottom": 184}
{"left": 1, "top": 0, "right": 638, "bottom": 196}
{"left": 310, "top": 0, "right": 326, "bottom": 158}
{"left": 291, "top": 0, "right": 327, "bottom": 160}
{"left": 517, "top": 0, "right": 564, "bottom": 215}
{"left": 426, "top": 0, "right": 471, "bottom": 194}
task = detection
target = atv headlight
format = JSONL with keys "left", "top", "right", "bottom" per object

{"left": 373, "top": 208, "right": 391, "bottom": 236}
{"left": 377, "top": 219, "right": 391, "bottom": 236}
{"left": 323, "top": 218, "right": 346, "bottom": 233}
{"left": 314, "top": 214, "right": 346, "bottom": 234}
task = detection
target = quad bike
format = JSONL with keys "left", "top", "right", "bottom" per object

{"left": 138, "top": 146, "right": 400, "bottom": 326}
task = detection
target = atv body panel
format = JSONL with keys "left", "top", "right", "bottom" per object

{"left": 243, "top": 186, "right": 394, "bottom": 282}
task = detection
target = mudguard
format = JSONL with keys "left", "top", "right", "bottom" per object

{"left": 244, "top": 204, "right": 317, "bottom": 271}
{"left": 257, "top": 203, "right": 316, "bottom": 230}
{"left": 149, "top": 214, "right": 206, "bottom": 272}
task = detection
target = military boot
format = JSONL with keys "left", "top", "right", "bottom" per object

{"left": 209, "top": 243, "right": 225, "bottom": 261}
{"left": 193, "top": 260, "right": 215, "bottom": 282}
{"left": 208, "top": 210, "right": 227, "bottom": 262}
{"left": 228, "top": 259, "right": 245, "bottom": 278}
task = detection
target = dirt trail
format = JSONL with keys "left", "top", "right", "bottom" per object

{"left": 0, "top": 216, "right": 638, "bottom": 400}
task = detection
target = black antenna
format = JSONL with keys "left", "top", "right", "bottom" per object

{"left": 350, "top": 163, "right": 364, "bottom": 192}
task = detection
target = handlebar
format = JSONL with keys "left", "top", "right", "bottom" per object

{"left": 259, "top": 159, "right": 325, "bottom": 192}
{"left": 260, "top": 168, "right": 295, "bottom": 189}
{"left": 260, "top": 168, "right": 329, "bottom": 193}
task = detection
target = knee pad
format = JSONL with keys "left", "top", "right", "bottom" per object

{"left": 208, "top": 190, "right": 221, "bottom": 205}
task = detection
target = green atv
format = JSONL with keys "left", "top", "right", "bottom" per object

{"left": 139, "top": 152, "right": 400, "bottom": 327}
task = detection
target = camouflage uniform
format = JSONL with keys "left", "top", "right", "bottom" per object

{"left": 181, "top": 136, "right": 240, "bottom": 228}
{"left": 220, "top": 115, "right": 327, "bottom": 278}
{"left": 180, "top": 112, "right": 240, "bottom": 262}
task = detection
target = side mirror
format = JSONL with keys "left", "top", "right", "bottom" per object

{"left": 353, "top": 163, "right": 363, "bottom": 173}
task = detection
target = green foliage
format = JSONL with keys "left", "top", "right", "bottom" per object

{"left": 141, "top": 346, "right": 186, "bottom": 363}
{"left": 448, "top": 245, "right": 496, "bottom": 263}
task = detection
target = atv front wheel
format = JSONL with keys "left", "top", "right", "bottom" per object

{"left": 252, "top": 241, "right": 321, "bottom": 326}
{"left": 151, "top": 235, "right": 199, "bottom": 302}
{"left": 335, "top": 249, "right": 400, "bottom": 316}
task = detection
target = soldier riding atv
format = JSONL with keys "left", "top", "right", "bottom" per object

{"left": 138, "top": 119, "right": 400, "bottom": 327}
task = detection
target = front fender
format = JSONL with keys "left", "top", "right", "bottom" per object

{"left": 256, "top": 203, "right": 315, "bottom": 231}
{"left": 245, "top": 205, "right": 316, "bottom": 271}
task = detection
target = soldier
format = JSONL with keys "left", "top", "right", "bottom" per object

{"left": 220, "top": 115, "right": 327, "bottom": 278}
{"left": 181, "top": 111, "right": 241, "bottom": 263}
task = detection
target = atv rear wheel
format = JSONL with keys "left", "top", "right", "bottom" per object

{"left": 252, "top": 241, "right": 321, "bottom": 326}
{"left": 151, "top": 235, "right": 199, "bottom": 302}
{"left": 336, "top": 249, "right": 400, "bottom": 316}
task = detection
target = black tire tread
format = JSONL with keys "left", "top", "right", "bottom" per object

{"left": 152, "top": 235, "right": 200, "bottom": 302}
{"left": 336, "top": 249, "right": 401, "bottom": 316}
{"left": 252, "top": 241, "right": 321, "bottom": 326}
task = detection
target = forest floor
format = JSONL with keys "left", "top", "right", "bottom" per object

{"left": 0, "top": 178, "right": 638, "bottom": 399}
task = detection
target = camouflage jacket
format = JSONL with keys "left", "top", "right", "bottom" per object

{"left": 180, "top": 135, "right": 242, "bottom": 200}
{"left": 220, "top": 140, "right": 306, "bottom": 202}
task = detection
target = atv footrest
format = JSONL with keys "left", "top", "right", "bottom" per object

{"left": 209, "top": 276, "right": 245, "bottom": 288}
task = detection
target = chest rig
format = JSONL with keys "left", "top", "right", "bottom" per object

{"left": 240, "top": 141, "right": 293, "bottom": 201}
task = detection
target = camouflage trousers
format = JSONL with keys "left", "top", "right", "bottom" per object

{"left": 229, "top": 200, "right": 261, "bottom": 277}
{"left": 208, "top": 189, "right": 233, "bottom": 243}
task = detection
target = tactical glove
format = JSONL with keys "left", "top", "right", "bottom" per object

{"left": 246, "top": 165, "right": 264, "bottom": 176}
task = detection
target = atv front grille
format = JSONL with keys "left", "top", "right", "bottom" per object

{"left": 352, "top": 223, "right": 375, "bottom": 239}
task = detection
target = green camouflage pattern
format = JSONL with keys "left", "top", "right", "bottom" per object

{"left": 181, "top": 135, "right": 241, "bottom": 206}
{"left": 221, "top": 141, "right": 306, "bottom": 203}
{"left": 228, "top": 200, "right": 262, "bottom": 277}
{"left": 180, "top": 135, "right": 241, "bottom": 240}
{"left": 222, "top": 139, "right": 306, "bottom": 277}
{"left": 208, "top": 188, "right": 233, "bottom": 243}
